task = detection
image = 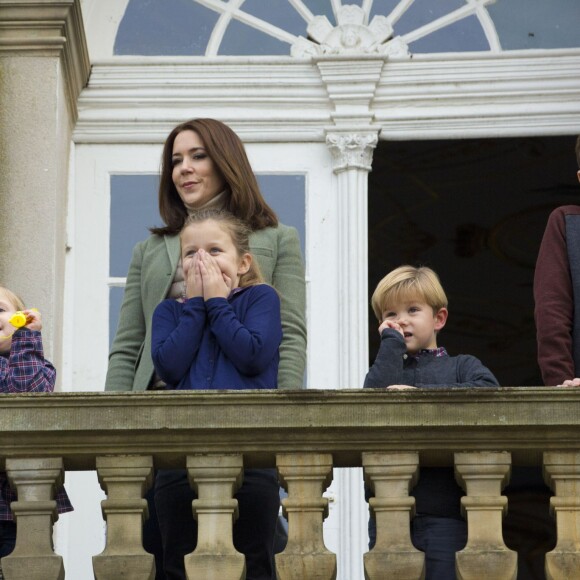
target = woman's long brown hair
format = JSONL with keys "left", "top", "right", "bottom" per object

{"left": 151, "top": 119, "right": 278, "bottom": 236}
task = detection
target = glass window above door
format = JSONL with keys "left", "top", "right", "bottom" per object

{"left": 114, "top": 0, "right": 580, "bottom": 56}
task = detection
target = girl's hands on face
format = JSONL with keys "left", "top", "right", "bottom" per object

{"left": 198, "top": 249, "right": 231, "bottom": 300}
{"left": 379, "top": 319, "right": 403, "bottom": 337}
{"left": 185, "top": 253, "right": 204, "bottom": 299}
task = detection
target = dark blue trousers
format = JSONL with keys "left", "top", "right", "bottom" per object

{"left": 368, "top": 514, "right": 467, "bottom": 580}
{"left": 155, "top": 468, "right": 279, "bottom": 580}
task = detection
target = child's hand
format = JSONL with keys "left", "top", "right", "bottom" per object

{"left": 24, "top": 309, "right": 42, "bottom": 332}
{"left": 379, "top": 319, "right": 404, "bottom": 337}
{"left": 386, "top": 385, "right": 417, "bottom": 390}
{"left": 185, "top": 253, "right": 203, "bottom": 299}
{"left": 199, "top": 250, "right": 230, "bottom": 300}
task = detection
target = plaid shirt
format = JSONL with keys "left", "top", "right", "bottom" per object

{"left": 0, "top": 328, "right": 73, "bottom": 520}
{"left": 411, "top": 346, "right": 448, "bottom": 359}
{"left": 0, "top": 328, "right": 56, "bottom": 393}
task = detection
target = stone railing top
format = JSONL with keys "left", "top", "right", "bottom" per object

{"left": 0, "top": 388, "right": 577, "bottom": 469}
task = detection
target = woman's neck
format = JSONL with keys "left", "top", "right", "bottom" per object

{"left": 186, "top": 190, "right": 228, "bottom": 215}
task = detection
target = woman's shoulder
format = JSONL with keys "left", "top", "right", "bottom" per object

{"left": 136, "top": 232, "right": 178, "bottom": 249}
{"left": 250, "top": 222, "right": 299, "bottom": 248}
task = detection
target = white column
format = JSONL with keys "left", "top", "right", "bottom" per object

{"left": 326, "top": 130, "right": 379, "bottom": 580}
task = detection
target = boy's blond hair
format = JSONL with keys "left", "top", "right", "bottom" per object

{"left": 371, "top": 265, "right": 448, "bottom": 321}
{"left": 0, "top": 286, "right": 25, "bottom": 311}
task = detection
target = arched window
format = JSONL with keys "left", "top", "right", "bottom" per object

{"left": 114, "top": 0, "right": 580, "bottom": 56}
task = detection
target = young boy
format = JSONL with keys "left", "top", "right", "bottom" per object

{"left": 0, "top": 286, "right": 72, "bottom": 568}
{"left": 364, "top": 265, "right": 499, "bottom": 579}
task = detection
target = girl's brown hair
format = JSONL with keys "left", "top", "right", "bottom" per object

{"left": 151, "top": 119, "right": 278, "bottom": 236}
{"left": 181, "top": 209, "right": 264, "bottom": 288}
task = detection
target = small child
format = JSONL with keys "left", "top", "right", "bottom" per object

{"left": 0, "top": 286, "right": 73, "bottom": 565}
{"left": 364, "top": 266, "right": 499, "bottom": 579}
{"left": 151, "top": 209, "right": 282, "bottom": 579}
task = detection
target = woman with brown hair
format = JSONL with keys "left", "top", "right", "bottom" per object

{"left": 105, "top": 118, "right": 306, "bottom": 579}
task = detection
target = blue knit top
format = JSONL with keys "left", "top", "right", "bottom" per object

{"left": 152, "top": 284, "right": 281, "bottom": 390}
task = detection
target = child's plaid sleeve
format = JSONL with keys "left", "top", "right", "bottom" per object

{"left": 0, "top": 329, "right": 56, "bottom": 393}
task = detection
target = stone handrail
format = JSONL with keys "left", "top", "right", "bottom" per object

{"left": 0, "top": 388, "right": 579, "bottom": 579}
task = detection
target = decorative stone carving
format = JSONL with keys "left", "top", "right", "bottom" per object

{"left": 326, "top": 132, "right": 379, "bottom": 173}
{"left": 362, "top": 452, "right": 425, "bottom": 580}
{"left": 291, "top": 4, "right": 410, "bottom": 58}
{"left": 543, "top": 451, "right": 580, "bottom": 580}
{"left": 2, "top": 458, "right": 65, "bottom": 580}
{"left": 185, "top": 454, "right": 245, "bottom": 580}
{"left": 455, "top": 452, "right": 517, "bottom": 580}
{"left": 93, "top": 455, "right": 155, "bottom": 580}
{"left": 276, "top": 453, "right": 336, "bottom": 580}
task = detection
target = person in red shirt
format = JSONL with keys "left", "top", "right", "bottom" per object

{"left": 534, "top": 136, "right": 580, "bottom": 386}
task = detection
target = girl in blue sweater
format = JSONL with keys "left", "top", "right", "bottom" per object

{"left": 152, "top": 209, "right": 282, "bottom": 579}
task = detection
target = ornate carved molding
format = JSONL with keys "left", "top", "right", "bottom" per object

{"left": 291, "top": 4, "right": 410, "bottom": 58}
{"left": 73, "top": 52, "right": 580, "bottom": 143}
{"left": 0, "top": 0, "right": 91, "bottom": 120}
{"left": 326, "top": 131, "right": 379, "bottom": 172}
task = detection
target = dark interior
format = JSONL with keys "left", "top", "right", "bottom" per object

{"left": 368, "top": 135, "right": 579, "bottom": 386}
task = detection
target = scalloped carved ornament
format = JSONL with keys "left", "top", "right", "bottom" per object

{"left": 291, "top": 5, "right": 410, "bottom": 58}
{"left": 326, "top": 132, "right": 379, "bottom": 172}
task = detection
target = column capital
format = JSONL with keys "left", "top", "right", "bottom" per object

{"left": 0, "top": 0, "right": 91, "bottom": 120}
{"left": 325, "top": 130, "right": 379, "bottom": 173}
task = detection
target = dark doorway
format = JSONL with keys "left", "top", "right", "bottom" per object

{"left": 368, "top": 135, "right": 579, "bottom": 386}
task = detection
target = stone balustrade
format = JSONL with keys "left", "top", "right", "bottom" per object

{"left": 0, "top": 388, "right": 579, "bottom": 579}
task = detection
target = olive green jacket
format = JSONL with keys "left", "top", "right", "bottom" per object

{"left": 104, "top": 224, "right": 306, "bottom": 391}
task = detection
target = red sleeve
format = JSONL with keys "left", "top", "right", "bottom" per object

{"left": 534, "top": 206, "right": 580, "bottom": 385}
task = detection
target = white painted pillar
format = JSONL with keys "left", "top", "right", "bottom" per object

{"left": 325, "top": 130, "right": 379, "bottom": 580}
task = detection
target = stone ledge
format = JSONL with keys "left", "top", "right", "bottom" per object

{"left": 0, "top": 388, "right": 577, "bottom": 469}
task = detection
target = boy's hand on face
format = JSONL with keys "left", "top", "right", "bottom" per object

{"left": 379, "top": 319, "right": 404, "bottom": 337}
{"left": 24, "top": 309, "right": 42, "bottom": 332}
{"left": 386, "top": 385, "right": 417, "bottom": 390}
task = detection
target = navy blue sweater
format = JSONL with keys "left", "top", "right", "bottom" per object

{"left": 152, "top": 285, "right": 281, "bottom": 390}
{"left": 364, "top": 328, "right": 500, "bottom": 519}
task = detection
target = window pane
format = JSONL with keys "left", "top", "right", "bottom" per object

{"left": 109, "top": 175, "right": 160, "bottom": 277}
{"left": 394, "top": 0, "right": 465, "bottom": 36}
{"left": 257, "top": 174, "right": 306, "bottom": 256}
{"left": 369, "top": 0, "right": 405, "bottom": 21}
{"left": 301, "top": 0, "right": 336, "bottom": 25}
{"left": 109, "top": 173, "right": 306, "bottom": 345}
{"left": 488, "top": 0, "right": 580, "bottom": 50}
{"left": 219, "top": 19, "right": 291, "bottom": 55}
{"left": 115, "top": 0, "right": 218, "bottom": 55}
{"left": 243, "top": 0, "right": 308, "bottom": 36}
{"left": 409, "top": 15, "right": 489, "bottom": 53}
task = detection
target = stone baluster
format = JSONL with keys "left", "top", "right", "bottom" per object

{"left": 455, "top": 451, "right": 516, "bottom": 580}
{"left": 362, "top": 452, "right": 424, "bottom": 580}
{"left": 2, "top": 458, "right": 65, "bottom": 580}
{"left": 543, "top": 451, "right": 580, "bottom": 579}
{"left": 276, "top": 453, "right": 336, "bottom": 580}
{"left": 92, "top": 455, "right": 155, "bottom": 580}
{"left": 184, "top": 454, "right": 245, "bottom": 580}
